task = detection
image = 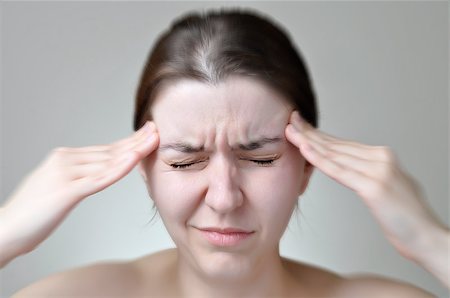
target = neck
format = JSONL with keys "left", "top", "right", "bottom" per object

{"left": 174, "top": 248, "right": 296, "bottom": 298}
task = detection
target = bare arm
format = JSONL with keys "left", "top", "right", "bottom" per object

{"left": 0, "top": 122, "right": 158, "bottom": 268}
{"left": 286, "top": 110, "right": 449, "bottom": 289}
{"left": 409, "top": 224, "right": 449, "bottom": 288}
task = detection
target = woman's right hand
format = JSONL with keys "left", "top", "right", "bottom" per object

{"left": 0, "top": 121, "right": 159, "bottom": 268}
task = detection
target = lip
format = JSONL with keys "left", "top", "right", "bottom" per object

{"left": 195, "top": 227, "right": 255, "bottom": 247}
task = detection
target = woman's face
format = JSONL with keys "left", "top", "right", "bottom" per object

{"left": 139, "top": 76, "right": 313, "bottom": 279}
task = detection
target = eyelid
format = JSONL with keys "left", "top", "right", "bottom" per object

{"left": 168, "top": 154, "right": 281, "bottom": 170}
{"left": 240, "top": 153, "right": 280, "bottom": 160}
{"left": 169, "top": 158, "right": 208, "bottom": 169}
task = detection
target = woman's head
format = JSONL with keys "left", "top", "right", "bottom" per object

{"left": 135, "top": 8, "right": 316, "bottom": 280}
{"left": 134, "top": 8, "right": 318, "bottom": 131}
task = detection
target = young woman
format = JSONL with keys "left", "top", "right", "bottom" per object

{"left": 2, "top": 9, "right": 448, "bottom": 297}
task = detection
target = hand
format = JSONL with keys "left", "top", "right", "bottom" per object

{"left": 285, "top": 111, "right": 447, "bottom": 262}
{"left": 0, "top": 122, "right": 159, "bottom": 267}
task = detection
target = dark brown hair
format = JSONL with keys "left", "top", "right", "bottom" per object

{"left": 134, "top": 8, "right": 318, "bottom": 131}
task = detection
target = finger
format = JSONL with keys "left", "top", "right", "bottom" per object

{"left": 289, "top": 111, "right": 337, "bottom": 144}
{"left": 129, "top": 129, "right": 160, "bottom": 158}
{"left": 63, "top": 121, "right": 154, "bottom": 154}
{"left": 285, "top": 124, "right": 303, "bottom": 149}
{"left": 300, "top": 142, "right": 375, "bottom": 194}
{"left": 289, "top": 112, "right": 389, "bottom": 162}
{"left": 70, "top": 151, "right": 140, "bottom": 198}
{"left": 285, "top": 123, "right": 329, "bottom": 157}
{"left": 303, "top": 130, "right": 392, "bottom": 163}
{"left": 312, "top": 143, "right": 386, "bottom": 179}
{"left": 68, "top": 131, "right": 159, "bottom": 179}
{"left": 111, "top": 121, "right": 156, "bottom": 148}
{"left": 57, "top": 122, "right": 157, "bottom": 165}
{"left": 112, "top": 128, "right": 156, "bottom": 155}
{"left": 322, "top": 142, "right": 392, "bottom": 162}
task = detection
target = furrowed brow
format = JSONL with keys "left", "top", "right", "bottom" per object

{"left": 236, "top": 137, "right": 283, "bottom": 151}
{"left": 159, "top": 137, "right": 283, "bottom": 153}
{"left": 158, "top": 143, "right": 204, "bottom": 153}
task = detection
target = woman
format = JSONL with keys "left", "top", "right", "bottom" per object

{"left": 2, "top": 9, "right": 448, "bottom": 297}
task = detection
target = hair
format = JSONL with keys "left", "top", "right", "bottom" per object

{"left": 133, "top": 8, "right": 319, "bottom": 131}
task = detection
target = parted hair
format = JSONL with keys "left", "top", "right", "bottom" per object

{"left": 134, "top": 8, "right": 318, "bottom": 131}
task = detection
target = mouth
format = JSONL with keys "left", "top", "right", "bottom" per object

{"left": 195, "top": 227, "right": 255, "bottom": 247}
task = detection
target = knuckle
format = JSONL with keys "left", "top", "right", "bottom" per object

{"left": 376, "top": 146, "right": 396, "bottom": 162}
{"left": 376, "top": 162, "right": 396, "bottom": 181}
{"left": 48, "top": 147, "right": 68, "bottom": 160}
{"left": 51, "top": 146, "right": 70, "bottom": 155}
{"left": 368, "top": 165, "right": 396, "bottom": 197}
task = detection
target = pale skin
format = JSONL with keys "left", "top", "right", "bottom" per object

{"left": 1, "top": 77, "right": 447, "bottom": 297}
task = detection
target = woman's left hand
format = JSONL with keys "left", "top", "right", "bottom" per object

{"left": 285, "top": 111, "right": 448, "bottom": 267}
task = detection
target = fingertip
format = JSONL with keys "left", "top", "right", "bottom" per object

{"left": 285, "top": 123, "right": 299, "bottom": 136}
{"left": 138, "top": 121, "right": 157, "bottom": 136}
{"left": 149, "top": 121, "right": 157, "bottom": 132}
{"left": 142, "top": 131, "right": 160, "bottom": 155}
{"left": 286, "top": 111, "right": 302, "bottom": 133}
{"left": 140, "top": 121, "right": 151, "bottom": 132}
{"left": 150, "top": 131, "right": 160, "bottom": 150}
{"left": 285, "top": 123, "right": 294, "bottom": 134}
{"left": 285, "top": 124, "right": 300, "bottom": 147}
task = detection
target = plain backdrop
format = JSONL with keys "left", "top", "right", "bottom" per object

{"left": 1, "top": 1, "right": 448, "bottom": 297}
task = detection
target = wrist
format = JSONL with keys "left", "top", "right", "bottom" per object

{"left": 410, "top": 221, "right": 449, "bottom": 287}
{"left": 0, "top": 206, "right": 29, "bottom": 268}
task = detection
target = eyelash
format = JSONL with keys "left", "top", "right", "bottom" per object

{"left": 169, "top": 159, "right": 275, "bottom": 169}
{"left": 249, "top": 159, "right": 275, "bottom": 166}
{"left": 170, "top": 162, "right": 197, "bottom": 169}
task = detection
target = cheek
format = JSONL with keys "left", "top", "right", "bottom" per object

{"left": 243, "top": 149, "right": 304, "bottom": 229}
{"left": 145, "top": 155, "right": 204, "bottom": 223}
{"left": 144, "top": 145, "right": 304, "bottom": 228}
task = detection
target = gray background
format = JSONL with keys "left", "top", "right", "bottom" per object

{"left": 1, "top": 1, "right": 448, "bottom": 297}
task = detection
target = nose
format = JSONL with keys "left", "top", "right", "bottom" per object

{"left": 204, "top": 156, "right": 244, "bottom": 214}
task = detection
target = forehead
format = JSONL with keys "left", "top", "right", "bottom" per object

{"left": 152, "top": 76, "right": 291, "bottom": 120}
{"left": 151, "top": 76, "right": 292, "bottom": 144}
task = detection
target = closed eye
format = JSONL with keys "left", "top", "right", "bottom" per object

{"left": 169, "top": 162, "right": 197, "bottom": 169}
{"left": 169, "top": 158, "right": 277, "bottom": 169}
{"left": 248, "top": 159, "right": 275, "bottom": 166}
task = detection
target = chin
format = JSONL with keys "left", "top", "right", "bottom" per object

{"left": 196, "top": 249, "right": 263, "bottom": 282}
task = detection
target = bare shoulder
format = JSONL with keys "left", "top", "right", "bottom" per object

{"left": 12, "top": 259, "right": 141, "bottom": 297}
{"left": 12, "top": 249, "right": 177, "bottom": 298}
{"left": 282, "top": 258, "right": 436, "bottom": 298}
{"left": 335, "top": 273, "right": 437, "bottom": 298}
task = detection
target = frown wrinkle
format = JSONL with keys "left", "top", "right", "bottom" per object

{"left": 159, "top": 136, "right": 284, "bottom": 153}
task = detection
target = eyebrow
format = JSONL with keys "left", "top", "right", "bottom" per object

{"left": 159, "top": 143, "right": 204, "bottom": 153}
{"left": 236, "top": 137, "right": 283, "bottom": 151}
{"left": 158, "top": 137, "right": 283, "bottom": 153}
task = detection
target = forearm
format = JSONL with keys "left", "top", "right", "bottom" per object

{"left": 0, "top": 207, "right": 27, "bottom": 268}
{"left": 411, "top": 222, "right": 449, "bottom": 288}
{"left": 0, "top": 207, "right": 15, "bottom": 268}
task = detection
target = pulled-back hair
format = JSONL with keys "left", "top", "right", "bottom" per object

{"left": 134, "top": 8, "right": 318, "bottom": 131}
